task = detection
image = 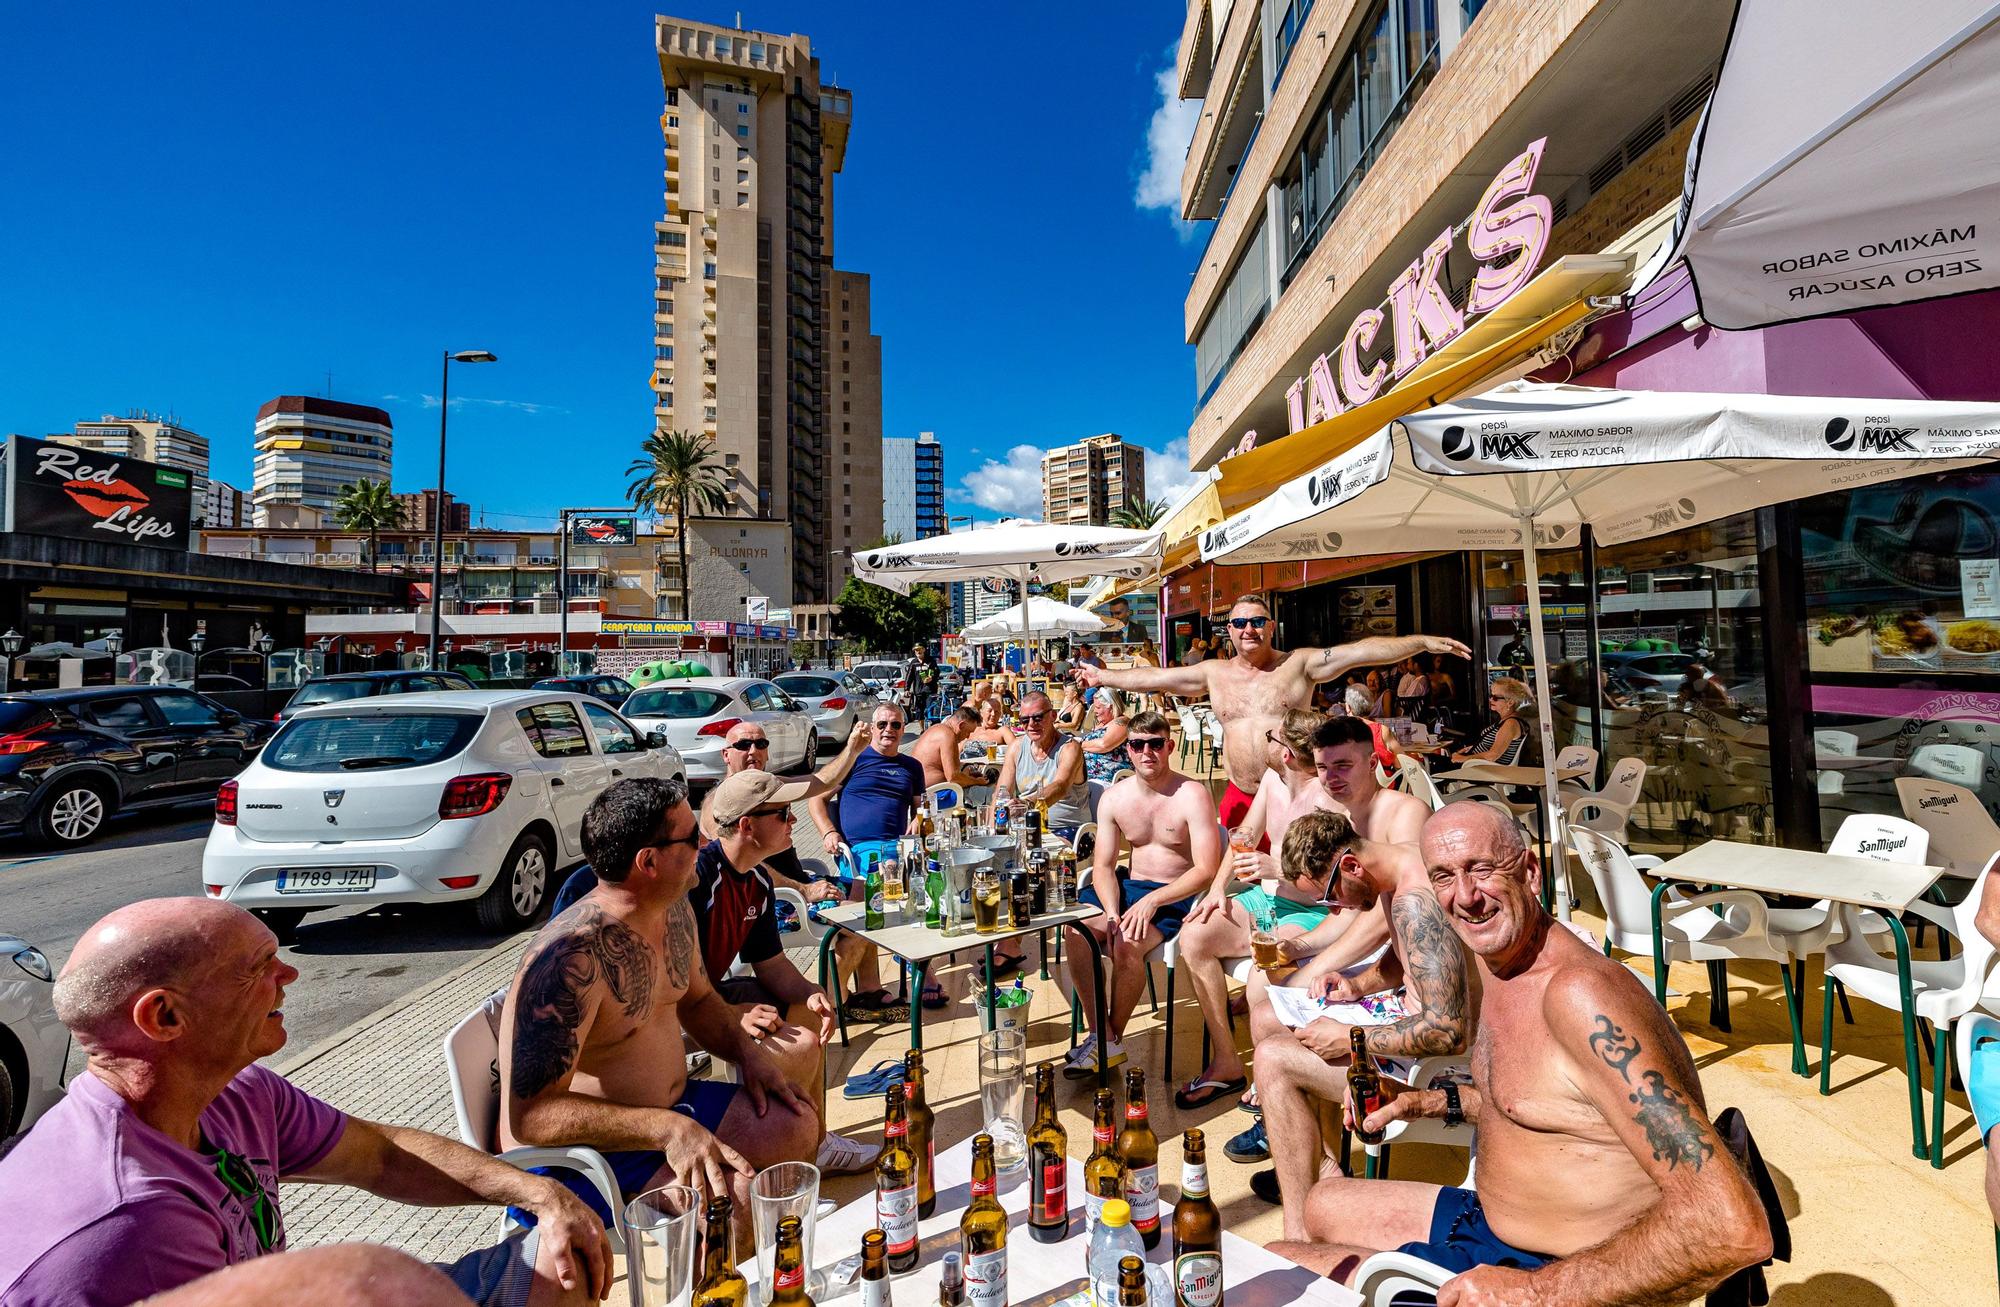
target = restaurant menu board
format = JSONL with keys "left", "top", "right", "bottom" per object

{"left": 1337, "top": 585, "right": 1398, "bottom": 640}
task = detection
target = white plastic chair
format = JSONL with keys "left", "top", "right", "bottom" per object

{"left": 926, "top": 781, "right": 966, "bottom": 818}
{"left": 1898, "top": 776, "right": 2000, "bottom": 880}
{"left": 1553, "top": 744, "right": 1600, "bottom": 802}
{"left": 1086, "top": 777, "right": 1113, "bottom": 821}
{"left": 1394, "top": 754, "right": 1446, "bottom": 811}
{"left": 1353, "top": 1249, "right": 1456, "bottom": 1306}
{"left": 1175, "top": 706, "right": 1203, "bottom": 765}
{"left": 1756, "top": 814, "right": 1922, "bottom": 964}
{"left": 1359, "top": 1056, "right": 1475, "bottom": 1185}
{"left": 1199, "top": 710, "right": 1225, "bottom": 769}
{"left": 443, "top": 1000, "right": 627, "bottom": 1252}
{"left": 1565, "top": 756, "right": 1648, "bottom": 842}
{"left": 1814, "top": 729, "right": 1860, "bottom": 759}
{"left": 1912, "top": 742, "right": 1987, "bottom": 793}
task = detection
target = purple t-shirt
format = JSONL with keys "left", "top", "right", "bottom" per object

{"left": 0, "top": 1064, "right": 347, "bottom": 1307}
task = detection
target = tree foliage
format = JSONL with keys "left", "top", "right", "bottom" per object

{"left": 626, "top": 429, "right": 731, "bottom": 619}
{"left": 1113, "top": 497, "right": 1168, "bottom": 529}
{"left": 834, "top": 575, "right": 946, "bottom": 653}
{"left": 332, "top": 478, "right": 405, "bottom": 572}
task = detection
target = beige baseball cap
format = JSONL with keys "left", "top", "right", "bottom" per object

{"left": 707, "top": 768, "right": 813, "bottom": 827}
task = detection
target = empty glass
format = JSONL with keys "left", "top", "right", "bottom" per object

{"left": 979, "top": 1028, "right": 1027, "bottom": 1174}
{"left": 624, "top": 1184, "right": 700, "bottom": 1307}
{"left": 750, "top": 1161, "right": 824, "bottom": 1303}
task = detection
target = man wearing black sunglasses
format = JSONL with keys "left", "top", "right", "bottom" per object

{"left": 1, "top": 898, "right": 612, "bottom": 1307}
{"left": 1075, "top": 593, "right": 1469, "bottom": 839}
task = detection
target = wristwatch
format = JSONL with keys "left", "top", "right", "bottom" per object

{"left": 1440, "top": 1081, "right": 1464, "bottom": 1128}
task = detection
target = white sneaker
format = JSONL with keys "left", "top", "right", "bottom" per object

{"left": 1061, "top": 1038, "right": 1125, "bottom": 1079}
{"left": 816, "top": 1131, "right": 881, "bottom": 1175}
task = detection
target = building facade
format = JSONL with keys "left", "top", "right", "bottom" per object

{"left": 52, "top": 412, "right": 211, "bottom": 515}
{"left": 881, "top": 430, "right": 942, "bottom": 543}
{"left": 831, "top": 270, "right": 886, "bottom": 567}
{"left": 394, "top": 487, "right": 472, "bottom": 534}
{"left": 1041, "top": 433, "right": 1146, "bottom": 526}
{"left": 202, "top": 478, "right": 250, "bottom": 530}
{"left": 251, "top": 395, "right": 394, "bottom": 524}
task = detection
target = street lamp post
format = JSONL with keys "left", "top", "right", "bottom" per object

{"left": 428, "top": 349, "right": 498, "bottom": 670}
{"left": 1, "top": 629, "right": 21, "bottom": 694}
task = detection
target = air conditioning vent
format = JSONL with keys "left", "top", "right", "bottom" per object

{"left": 1622, "top": 114, "right": 1668, "bottom": 160}
{"left": 1669, "top": 72, "right": 1715, "bottom": 126}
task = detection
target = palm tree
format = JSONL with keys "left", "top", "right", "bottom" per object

{"left": 1113, "top": 497, "right": 1168, "bottom": 530}
{"left": 626, "top": 429, "right": 731, "bottom": 620}
{"left": 332, "top": 478, "right": 405, "bottom": 572}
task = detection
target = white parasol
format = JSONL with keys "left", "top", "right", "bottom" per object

{"left": 959, "top": 597, "right": 1113, "bottom": 645}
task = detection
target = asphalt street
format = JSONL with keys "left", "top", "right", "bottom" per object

{"left": 1, "top": 803, "right": 538, "bottom": 1080}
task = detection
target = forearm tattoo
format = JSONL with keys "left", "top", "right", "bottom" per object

{"left": 1368, "top": 892, "right": 1469, "bottom": 1057}
{"left": 510, "top": 904, "right": 658, "bottom": 1100}
{"left": 1589, "top": 1015, "right": 1714, "bottom": 1172}
{"left": 665, "top": 899, "right": 696, "bottom": 991}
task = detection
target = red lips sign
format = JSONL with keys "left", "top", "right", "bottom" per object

{"left": 9, "top": 437, "right": 189, "bottom": 547}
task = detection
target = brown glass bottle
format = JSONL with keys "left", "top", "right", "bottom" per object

{"left": 1028, "top": 1062, "right": 1070, "bottom": 1243}
{"left": 1083, "top": 1086, "right": 1125, "bottom": 1231}
{"left": 860, "top": 1229, "right": 890, "bottom": 1307}
{"left": 1349, "top": 1027, "right": 1387, "bottom": 1146}
{"left": 1116, "top": 1067, "right": 1161, "bottom": 1249}
{"left": 903, "top": 1048, "right": 937, "bottom": 1218}
{"left": 876, "top": 1084, "right": 920, "bottom": 1273}
{"left": 1117, "top": 1255, "right": 1149, "bottom": 1307}
{"left": 692, "top": 1195, "right": 748, "bottom": 1307}
{"left": 770, "top": 1215, "right": 814, "bottom": 1306}
{"left": 960, "top": 1134, "right": 1008, "bottom": 1307}
{"left": 1172, "top": 1129, "right": 1223, "bottom": 1307}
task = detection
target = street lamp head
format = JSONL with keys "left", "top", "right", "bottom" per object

{"left": 104, "top": 629, "right": 125, "bottom": 656}
{"left": 187, "top": 632, "right": 206, "bottom": 655}
{"left": 449, "top": 350, "right": 498, "bottom": 364}
{"left": 315, "top": 636, "right": 333, "bottom": 654}
{"left": 0, "top": 629, "right": 21, "bottom": 658}
{"left": 255, "top": 634, "right": 275, "bottom": 655}
{"left": 394, "top": 637, "right": 407, "bottom": 654}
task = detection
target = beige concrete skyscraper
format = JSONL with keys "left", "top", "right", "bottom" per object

{"left": 653, "top": 16, "right": 880, "bottom": 609}
{"left": 1041, "top": 433, "right": 1147, "bottom": 527}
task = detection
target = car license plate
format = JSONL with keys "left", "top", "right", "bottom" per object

{"left": 275, "top": 866, "right": 376, "bottom": 894}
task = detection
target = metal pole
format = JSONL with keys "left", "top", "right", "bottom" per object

{"left": 1518, "top": 520, "right": 1569, "bottom": 919}
{"left": 427, "top": 351, "right": 450, "bottom": 670}
{"left": 558, "top": 510, "right": 570, "bottom": 676}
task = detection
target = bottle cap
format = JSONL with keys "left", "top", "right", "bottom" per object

{"left": 1100, "top": 1198, "right": 1131, "bottom": 1227}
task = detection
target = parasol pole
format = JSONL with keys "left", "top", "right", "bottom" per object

{"left": 1517, "top": 515, "right": 1571, "bottom": 920}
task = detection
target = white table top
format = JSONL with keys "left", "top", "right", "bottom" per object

{"left": 1435, "top": 763, "right": 1590, "bottom": 786}
{"left": 817, "top": 900, "right": 1103, "bottom": 964}
{"left": 811, "top": 1137, "right": 1359, "bottom": 1306}
{"left": 1648, "top": 839, "right": 1945, "bottom": 914}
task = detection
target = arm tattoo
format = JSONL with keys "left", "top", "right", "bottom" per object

{"left": 1587, "top": 1012, "right": 1714, "bottom": 1172}
{"left": 1588, "top": 1014, "right": 1641, "bottom": 1082}
{"left": 1367, "top": 892, "right": 1469, "bottom": 1057}
{"left": 510, "top": 904, "right": 657, "bottom": 1101}
{"left": 665, "top": 899, "right": 696, "bottom": 991}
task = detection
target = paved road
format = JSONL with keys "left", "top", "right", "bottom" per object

{"left": 1, "top": 804, "right": 536, "bottom": 1079}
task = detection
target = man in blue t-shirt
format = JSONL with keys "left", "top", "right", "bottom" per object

{"left": 808, "top": 700, "right": 926, "bottom": 1014}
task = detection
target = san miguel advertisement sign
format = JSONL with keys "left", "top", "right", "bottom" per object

{"left": 4, "top": 436, "right": 193, "bottom": 549}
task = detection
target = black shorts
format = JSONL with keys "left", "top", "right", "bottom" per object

{"left": 1075, "top": 877, "right": 1193, "bottom": 942}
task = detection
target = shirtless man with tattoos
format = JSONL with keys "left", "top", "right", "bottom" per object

{"left": 1075, "top": 592, "right": 1468, "bottom": 834}
{"left": 499, "top": 778, "right": 819, "bottom": 1233}
{"left": 1277, "top": 804, "right": 1772, "bottom": 1305}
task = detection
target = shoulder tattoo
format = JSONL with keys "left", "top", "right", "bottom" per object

{"left": 509, "top": 904, "right": 657, "bottom": 1100}
{"left": 1369, "top": 891, "right": 1468, "bottom": 1057}
{"left": 1588, "top": 1014, "right": 1715, "bottom": 1172}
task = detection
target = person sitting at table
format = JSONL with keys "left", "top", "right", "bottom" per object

{"left": 1451, "top": 676, "right": 1530, "bottom": 764}
{"left": 1061, "top": 710, "right": 1223, "bottom": 1079}
{"left": 1079, "top": 688, "right": 1132, "bottom": 783}
{"left": 994, "top": 690, "right": 1091, "bottom": 841}
{"left": 1275, "top": 803, "right": 1773, "bottom": 1303}
{"left": 909, "top": 706, "right": 986, "bottom": 793}
{"left": 1055, "top": 681, "right": 1090, "bottom": 732}
{"left": 965, "top": 695, "right": 1011, "bottom": 749}
{"left": 1395, "top": 656, "right": 1431, "bottom": 717}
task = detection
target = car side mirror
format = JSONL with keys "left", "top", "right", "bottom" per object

{"left": 216, "top": 709, "right": 242, "bottom": 726}
{"left": 647, "top": 729, "right": 669, "bottom": 749}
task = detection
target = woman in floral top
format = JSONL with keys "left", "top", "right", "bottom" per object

{"left": 1079, "top": 687, "right": 1132, "bottom": 781}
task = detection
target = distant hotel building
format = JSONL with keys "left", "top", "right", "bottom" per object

{"left": 882, "top": 431, "right": 944, "bottom": 542}
{"left": 52, "top": 412, "right": 211, "bottom": 511}
{"left": 1041, "top": 433, "right": 1145, "bottom": 526}
{"left": 251, "top": 396, "right": 393, "bottom": 525}
{"left": 202, "top": 478, "right": 250, "bottom": 530}
{"left": 395, "top": 487, "right": 472, "bottom": 534}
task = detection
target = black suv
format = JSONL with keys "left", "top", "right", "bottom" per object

{"left": 0, "top": 686, "right": 273, "bottom": 847}
{"left": 276, "top": 669, "right": 477, "bottom": 722}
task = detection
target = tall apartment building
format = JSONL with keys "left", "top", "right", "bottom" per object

{"left": 652, "top": 17, "right": 882, "bottom": 608}
{"left": 202, "top": 478, "right": 249, "bottom": 530}
{"left": 251, "top": 395, "right": 393, "bottom": 524}
{"left": 53, "top": 413, "right": 210, "bottom": 510}
{"left": 395, "top": 488, "right": 472, "bottom": 534}
{"left": 881, "top": 430, "right": 943, "bottom": 542}
{"left": 1041, "top": 433, "right": 1146, "bottom": 526}
{"left": 831, "top": 270, "right": 886, "bottom": 565}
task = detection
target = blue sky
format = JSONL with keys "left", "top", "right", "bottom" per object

{"left": 0, "top": 3, "right": 1204, "bottom": 529}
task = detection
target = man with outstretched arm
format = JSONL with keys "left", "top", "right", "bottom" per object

{"left": 1275, "top": 803, "right": 1773, "bottom": 1305}
{"left": 1075, "top": 592, "right": 1468, "bottom": 832}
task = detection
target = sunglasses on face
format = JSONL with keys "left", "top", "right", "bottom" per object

{"left": 727, "top": 738, "right": 771, "bottom": 751}
{"left": 874, "top": 720, "right": 905, "bottom": 730}
{"left": 749, "top": 805, "right": 795, "bottom": 821}
{"left": 1229, "top": 616, "right": 1271, "bottom": 630}
{"left": 652, "top": 825, "right": 701, "bottom": 852}
{"left": 1127, "top": 736, "right": 1169, "bottom": 752}
{"left": 1020, "top": 711, "right": 1049, "bottom": 724}
{"left": 212, "top": 1147, "right": 278, "bottom": 1252}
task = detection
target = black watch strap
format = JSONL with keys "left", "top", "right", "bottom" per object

{"left": 1441, "top": 1081, "right": 1464, "bottom": 1128}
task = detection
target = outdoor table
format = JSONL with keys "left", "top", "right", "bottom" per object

{"left": 814, "top": 898, "right": 1113, "bottom": 1082}
{"left": 810, "top": 1136, "right": 1361, "bottom": 1306}
{"left": 1644, "top": 839, "right": 1945, "bottom": 1161}
{"left": 1432, "top": 762, "right": 1590, "bottom": 787}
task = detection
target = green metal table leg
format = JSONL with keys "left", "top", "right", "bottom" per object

{"left": 1819, "top": 972, "right": 1836, "bottom": 1095}
{"left": 982, "top": 944, "right": 996, "bottom": 1034}
{"left": 1649, "top": 882, "right": 1672, "bottom": 1007}
{"left": 1885, "top": 915, "right": 1927, "bottom": 1160}
{"left": 1778, "top": 959, "right": 1805, "bottom": 1077}
{"left": 818, "top": 923, "right": 850, "bottom": 1050}
{"left": 1932, "top": 1020, "right": 1950, "bottom": 1170}
{"left": 909, "top": 959, "right": 927, "bottom": 1052}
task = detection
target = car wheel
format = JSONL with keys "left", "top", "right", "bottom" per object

{"left": 33, "top": 778, "right": 112, "bottom": 848}
{"left": 476, "top": 830, "right": 552, "bottom": 933}
{"left": 254, "top": 908, "right": 309, "bottom": 945}
{"left": 803, "top": 727, "right": 818, "bottom": 767}
{"left": 0, "top": 1056, "right": 15, "bottom": 1137}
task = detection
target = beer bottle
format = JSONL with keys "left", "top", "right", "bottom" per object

{"left": 860, "top": 1230, "right": 890, "bottom": 1307}
{"left": 1028, "top": 1062, "right": 1070, "bottom": 1243}
{"left": 960, "top": 1134, "right": 1008, "bottom": 1307}
{"left": 1116, "top": 1067, "right": 1161, "bottom": 1250}
{"left": 864, "top": 857, "right": 886, "bottom": 930}
{"left": 1117, "top": 1255, "right": 1149, "bottom": 1307}
{"left": 692, "top": 1195, "right": 748, "bottom": 1307}
{"left": 770, "top": 1215, "right": 814, "bottom": 1306}
{"left": 1349, "top": 1028, "right": 1387, "bottom": 1146}
{"left": 1172, "top": 1130, "right": 1223, "bottom": 1307}
{"left": 1083, "top": 1087, "right": 1125, "bottom": 1232}
{"left": 904, "top": 1048, "right": 937, "bottom": 1218}
{"left": 876, "top": 1084, "right": 920, "bottom": 1273}
{"left": 925, "top": 857, "right": 947, "bottom": 929}
{"left": 938, "top": 1251, "right": 965, "bottom": 1307}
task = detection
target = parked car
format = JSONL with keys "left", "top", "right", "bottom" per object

{"left": 204, "top": 691, "right": 686, "bottom": 938}
{"left": 774, "top": 672, "right": 862, "bottom": 751}
{"left": 0, "top": 687, "right": 273, "bottom": 848}
{"left": 850, "top": 659, "right": 912, "bottom": 705}
{"left": 275, "top": 669, "right": 478, "bottom": 723}
{"left": 531, "top": 674, "right": 635, "bottom": 709}
{"left": 621, "top": 676, "right": 816, "bottom": 783}
{"left": 0, "top": 932, "right": 67, "bottom": 1135}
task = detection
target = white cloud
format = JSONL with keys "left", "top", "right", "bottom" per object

{"left": 951, "top": 444, "right": 1046, "bottom": 519}
{"left": 1134, "top": 56, "right": 1200, "bottom": 216}
{"left": 1145, "top": 438, "right": 1201, "bottom": 508}
{"left": 399, "top": 393, "right": 567, "bottom": 416}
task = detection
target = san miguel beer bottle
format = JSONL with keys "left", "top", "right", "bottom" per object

{"left": 1172, "top": 1130, "right": 1223, "bottom": 1307}
{"left": 1349, "top": 1028, "right": 1387, "bottom": 1146}
{"left": 876, "top": 1084, "right": 920, "bottom": 1273}
{"left": 904, "top": 1048, "right": 938, "bottom": 1218}
{"left": 961, "top": 1134, "right": 1009, "bottom": 1307}
{"left": 1028, "top": 1062, "right": 1070, "bottom": 1243}
{"left": 1116, "top": 1067, "right": 1161, "bottom": 1250}
{"left": 770, "top": 1215, "right": 814, "bottom": 1306}
{"left": 1083, "top": 1087, "right": 1125, "bottom": 1232}
{"left": 692, "top": 1195, "right": 748, "bottom": 1307}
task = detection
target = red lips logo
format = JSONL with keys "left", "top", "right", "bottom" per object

{"left": 583, "top": 522, "right": 618, "bottom": 541}
{"left": 62, "top": 475, "right": 150, "bottom": 520}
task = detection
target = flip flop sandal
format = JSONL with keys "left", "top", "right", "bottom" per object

{"left": 1237, "top": 1089, "right": 1262, "bottom": 1114}
{"left": 921, "top": 980, "right": 949, "bottom": 1009}
{"left": 840, "top": 989, "right": 898, "bottom": 1020}
{"left": 1174, "top": 1075, "right": 1249, "bottom": 1111}
{"left": 1249, "top": 1168, "right": 1282, "bottom": 1203}
{"left": 987, "top": 952, "right": 1026, "bottom": 978}
{"left": 841, "top": 1060, "right": 907, "bottom": 1099}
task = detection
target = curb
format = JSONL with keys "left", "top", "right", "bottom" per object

{"left": 271, "top": 934, "right": 528, "bottom": 1077}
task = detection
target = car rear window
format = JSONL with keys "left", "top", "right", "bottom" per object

{"left": 288, "top": 680, "right": 379, "bottom": 709}
{"left": 779, "top": 676, "right": 839, "bottom": 696}
{"left": 264, "top": 712, "right": 481, "bottom": 772}
{"left": 0, "top": 702, "right": 52, "bottom": 734}
{"left": 624, "top": 687, "right": 730, "bottom": 719}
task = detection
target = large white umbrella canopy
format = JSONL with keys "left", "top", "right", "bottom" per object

{"left": 959, "top": 597, "right": 1112, "bottom": 645}
{"left": 1670, "top": 0, "right": 2000, "bottom": 328}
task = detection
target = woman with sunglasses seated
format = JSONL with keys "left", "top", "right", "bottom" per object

{"left": 1450, "top": 677, "right": 1531, "bottom": 765}
{"left": 1079, "top": 688, "right": 1133, "bottom": 783}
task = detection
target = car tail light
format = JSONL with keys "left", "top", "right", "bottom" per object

{"left": 0, "top": 723, "right": 48, "bottom": 755}
{"left": 440, "top": 773, "right": 512, "bottom": 819}
{"left": 440, "top": 875, "right": 480, "bottom": 890}
{"left": 697, "top": 718, "right": 742, "bottom": 738}
{"left": 204, "top": 884, "right": 223, "bottom": 897}
{"left": 215, "top": 780, "right": 238, "bottom": 825}
{"left": 822, "top": 697, "right": 847, "bottom": 711}
{"left": 272, "top": 712, "right": 284, "bottom": 723}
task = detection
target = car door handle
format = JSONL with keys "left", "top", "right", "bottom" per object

{"left": 550, "top": 777, "right": 566, "bottom": 787}
{"left": 611, "top": 768, "right": 623, "bottom": 777}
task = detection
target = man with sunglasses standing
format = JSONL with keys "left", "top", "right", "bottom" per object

{"left": 0, "top": 897, "right": 612, "bottom": 1307}
{"left": 1075, "top": 594, "right": 1469, "bottom": 839}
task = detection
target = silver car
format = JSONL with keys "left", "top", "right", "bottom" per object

{"left": 774, "top": 672, "right": 865, "bottom": 753}
{"left": 622, "top": 677, "right": 817, "bottom": 784}
{"left": 0, "top": 933, "right": 68, "bottom": 1134}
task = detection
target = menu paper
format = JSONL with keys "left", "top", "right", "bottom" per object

{"left": 1963, "top": 559, "right": 2000, "bottom": 619}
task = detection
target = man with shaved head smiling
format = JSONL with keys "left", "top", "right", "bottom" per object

{"left": 0, "top": 897, "right": 610, "bottom": 1307}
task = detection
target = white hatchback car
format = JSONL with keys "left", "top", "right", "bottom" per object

{"left": 202, "top": 691, "right": 686, "bottom": 937}
{"left": 621, "top": 676, "right": 816, "bottom": 785}
{"left": 0, "top": 932, "right": 68, "bottom": 1135}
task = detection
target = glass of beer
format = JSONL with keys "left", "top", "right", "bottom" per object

{"left": 1251, "top": 930, "right": 1285, "bottom": 973}
{"left": 972, "top": 869, "right": 1003, "bottom": 934}
{"left": 881, "top": 855, "right": 906, "bottom": 904}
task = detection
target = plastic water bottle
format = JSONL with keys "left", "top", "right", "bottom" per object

{"left": 1088, "top": 1198, "right": 1145, "bottom": 1307}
